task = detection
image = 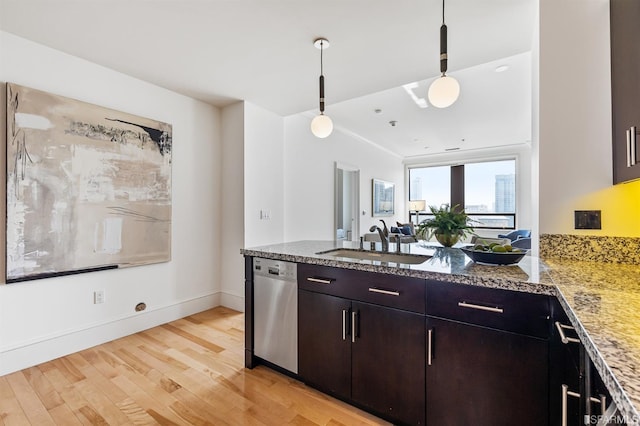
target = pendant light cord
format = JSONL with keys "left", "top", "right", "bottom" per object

{"left": 320, "top": 40, "right": 324, "bottom": 76}
{"left": 439, "top": 0, "right": 448, "bottom": 75}
{"left": 319, "top": 39, "right": 325, "bottom": 113}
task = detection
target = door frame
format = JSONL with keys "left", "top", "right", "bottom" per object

{"left": 335, "top": 162, "right": 360, "bottom": 241}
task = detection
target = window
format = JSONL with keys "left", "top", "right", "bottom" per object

{"left": 408, "top": 159, "right": 516, "bottom": 229}
{"left": 409, "top": 165, "right": 450, "bottom": 208}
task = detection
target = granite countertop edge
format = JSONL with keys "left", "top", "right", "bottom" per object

{"left": 553, "top": 288, "right": 639, "bottom": 424}
{"left": 241, "top": 241, "right": 640, "bottom": 424}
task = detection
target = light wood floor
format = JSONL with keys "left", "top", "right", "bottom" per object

{"left": 0, "top": 307, "right": 391, "bottom": 425}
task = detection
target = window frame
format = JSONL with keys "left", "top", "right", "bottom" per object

{"left": 407, "top": 157, "right": 518, "bottom": 231}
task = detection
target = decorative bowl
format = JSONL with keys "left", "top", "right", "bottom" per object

{"left": 435, "top": 233, "right": 460, "bottom": 247}
{"left": 460, "top": 247, "right": 527, "bottom": 265}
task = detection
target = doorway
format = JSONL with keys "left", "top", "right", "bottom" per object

{"left": 335, "top": 162, "right": 360, "bottom": 241}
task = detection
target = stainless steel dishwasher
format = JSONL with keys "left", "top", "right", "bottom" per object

{"left": 253, "top": 258, "right": 298, "bottom": 374}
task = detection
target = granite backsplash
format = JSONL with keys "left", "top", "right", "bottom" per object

{"left": 540, "top": 234, "right": 640, "bottom": 264}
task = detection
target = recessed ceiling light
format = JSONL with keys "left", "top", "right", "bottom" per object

{"left": 374, "top": 108, "right": 383, "bottom": 114}
{"left": 495, "top": 65, "right": 509, "bottom": 73}
{"left": 445, "top": 147, "right": 460, "bottom": 151}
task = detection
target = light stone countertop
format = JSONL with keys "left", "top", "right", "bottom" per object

{"left": 545, "top": 259, "right": 640, "bottom": 425}
{"left": 241, "top": 240, "right": 640, "bottom": 425}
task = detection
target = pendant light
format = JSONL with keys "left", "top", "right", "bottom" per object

{"left": 311, "top": 38, "right": 334, "bottom": 138}
{"left": 428, "top": 0, "right": 460, "bottom": 108}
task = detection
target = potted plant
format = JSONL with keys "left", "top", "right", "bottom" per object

{"left": 416, "top": 204, "right": 475, "bottom": 247}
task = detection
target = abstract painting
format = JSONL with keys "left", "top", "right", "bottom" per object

{"left": 6, "top": 83, "right": 172, "bottom": 282}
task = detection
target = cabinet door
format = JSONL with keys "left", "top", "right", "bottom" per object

{"left": 351, "top": 302, "right": 426, "bottom": 425}
{"left": 588, "top": 362, "right": 612, "bottom": 422}
{"left": 298, "top": 290, "right": 351, "bottom": 397}
{"left": 611, "top": 0, "right": 640, "bottom": 183}
{"left": 550, "top": 299, "right": 582, "bottom": 426}
{"left": 426, "top": 317, "right": 548, "bottom": 426}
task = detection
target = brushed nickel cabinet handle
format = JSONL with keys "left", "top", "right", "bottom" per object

{"left": 632, "top": 126, "right": 637, "bottom": 166}
{"left": 351, "top": 311, "right": 357, "bottom": 343}
{"left": 457, "top": 301, "right": 503, "bottom": 314}
{"left": 589, "top": 395, "right": 607, "bottom": 416}
{"left": 368, "top": 287, "right": 400, "bottom": 296}
{"left": 627, "top": 128, "right": 633, "bottom": 167}
{"left": 562, "top": 384, "right": 581, "bottom": 426}
{"left": 427, "top": 328, "right": 433, "bottom": 366}
{"left": 306, "top": 277, "right": 334, "bottom": 284}
{"left": 342, "top": 309, "right": 347, "bottom": 341}
{"left": 555, "top": 321, "right": 580, "bottom": 344}
{"left": 562, "top": 384, "right": 568, "bottom": 426}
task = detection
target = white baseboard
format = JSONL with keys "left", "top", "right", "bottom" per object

{"left": 220, "top": 292, "right": 245, "bottom": 312}
{"left": 0, "top": 293, "right": 220, "bottom": 376}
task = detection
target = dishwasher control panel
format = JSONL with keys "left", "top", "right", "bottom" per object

{"left": 253, "top": 258, "right": 297, "bottom": 281}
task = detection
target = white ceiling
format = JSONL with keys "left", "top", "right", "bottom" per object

{"left": 0, "top": 0, "right": 537, "bottom": 158}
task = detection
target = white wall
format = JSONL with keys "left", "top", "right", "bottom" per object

{"left": 221, "top": 102, "right": 245, "bottom": 311}
{"left": 538, "top": 0, "right": 613, "bottom": 234}
{"left": 284, "top": 115, "right": 406, "bottom": 242}
{"left": 221, "top": 101, "right": 285, "bottom": 309}
{"left": 0, "top": 32, "right": 222, "bottom": 375}
{"left": 531, "top": 2, "right": 541, "bottom": 253}
{"left": 244, "top": 102, "right": 285, "bottom": 247}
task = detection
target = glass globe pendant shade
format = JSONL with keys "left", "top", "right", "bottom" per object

{"left": 428, "top": 75, "right": 460, "bottom": 108}
{"left": 311, "top": 113, "right": 333, "bottom": 138}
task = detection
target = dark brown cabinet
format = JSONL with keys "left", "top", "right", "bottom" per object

{"left": 298, "top": 290, "right": 351, "bottom": 397}
{"left": 550, "top": 298, "right": 582, "bottom": 426}
{"left": 245, "top": 256, "right": 625, "bottom": 425}
{"left": 610, "top": 0, "right": 640, "bottom": 183}
{"left": 298, "top": 264, "right": 426, "bottom": 425}
{"left": 351, "top": 301, "right": 425, "bottom": 425}
{"left": 426, "top": 317, "right": 549, "bottom": 426}
{"left": 549, "top": 298, "right": 622, "bottom": 425}
{"left": 425, "top": 279, "right": 550, "bottom": 426}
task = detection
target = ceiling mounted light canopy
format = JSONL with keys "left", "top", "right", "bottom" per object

{"left": 428, "top": 0, "right": 460, "bottom": 108}
{"left": 311, "top": 38, "right": 333, "bottom": 138}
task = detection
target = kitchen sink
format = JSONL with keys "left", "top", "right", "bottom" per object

{"left": 318, "top": 248, "right": 432, "bottom": 265}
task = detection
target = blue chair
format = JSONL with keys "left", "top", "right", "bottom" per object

{"left": 498, "top": 229, "right": 531, "bottom": 242}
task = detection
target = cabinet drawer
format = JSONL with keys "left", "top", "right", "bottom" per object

{"left": 298, "top": 263, "right": 426, "bottom": 314}
{"left": 427, "top": 279, "right": 550, "bottom": 338}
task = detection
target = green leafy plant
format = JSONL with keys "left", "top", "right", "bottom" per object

{"left": 417, "top": 204, "right": 475, "bottom": 246}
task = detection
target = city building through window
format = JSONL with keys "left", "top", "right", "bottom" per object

{"left": 409, "top": 159, "right": 516, "bottom": 229}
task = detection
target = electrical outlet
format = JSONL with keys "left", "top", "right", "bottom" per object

{"left": 574, "top": 210, "right": 601, "bottom": 229}
{"left": 94, "top": 290, "right": 105, "bottom": 304}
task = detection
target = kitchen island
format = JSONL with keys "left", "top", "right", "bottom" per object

{"left": 241, "top": 240, "right": 640, "bottom": 425}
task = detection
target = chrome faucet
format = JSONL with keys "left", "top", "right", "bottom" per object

{"left": 369, "top": 224, "right": 389, "bottom": 252}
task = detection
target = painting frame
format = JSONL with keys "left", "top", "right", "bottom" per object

{"left": 372, "top": 178, "right": 395, "bottom": 217}
{"left": 6, "top": 83, "right": 173, "bottom": 283}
